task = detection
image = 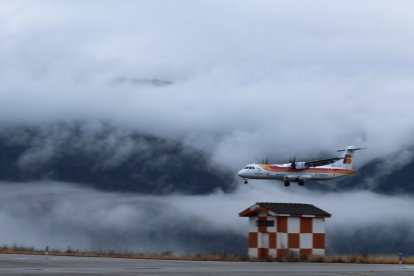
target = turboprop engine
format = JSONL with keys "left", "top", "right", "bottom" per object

{"left": 291, "top": 161, "right": 307, "bottom": 170}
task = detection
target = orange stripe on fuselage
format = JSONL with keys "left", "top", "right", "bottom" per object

{"left": 260, "top": 165, "right": 357, "bottom": 175}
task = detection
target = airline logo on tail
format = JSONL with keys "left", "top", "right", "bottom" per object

{"left": 343, "top": 154, "right": 352, "bottom": 164}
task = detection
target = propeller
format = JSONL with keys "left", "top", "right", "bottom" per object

{"left": 262, "top": 158, "right": 269, "bottom": 164}
{"left": 290, "top": 156, "right": 297, "bottom": 170}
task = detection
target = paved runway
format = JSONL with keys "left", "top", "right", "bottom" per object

{"left": 0, "top": 253, "right": 413, "bottom": 275}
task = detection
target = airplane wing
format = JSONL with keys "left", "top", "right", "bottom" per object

{"left": 304, "top": 157, "right": 343, "bottom": 167}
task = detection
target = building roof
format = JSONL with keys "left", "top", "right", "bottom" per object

{"left": 239, "top": 202, "right": 331, "bottom": 218}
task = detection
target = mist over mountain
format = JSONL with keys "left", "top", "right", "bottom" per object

{"left": 0, "top": 182, "right": 247, "bottom": 255}
{"left": 2, "top": 119, "right": 414, "bottom": 196}
{"left": 1, "top": 120, "right": 414, "bottom": 256}
{"left": 0, "top": 121, "right": 235, "bottom": 194}
{"left": 329, "top": 222, "right": 414, "bottom": 255}
{"left": 2, "top": 180, "right": 414, "bottom": 256}
{"left": 332, "top": 147, "right": 414, "bottom": 194}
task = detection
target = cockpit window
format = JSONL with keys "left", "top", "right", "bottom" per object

{"left": 244, "top": 166, "right": 255, "bottom": 169}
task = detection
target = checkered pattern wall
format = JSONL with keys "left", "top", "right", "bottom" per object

{"left": 248, "top": 214, "right": 326, "bottom": 259}
{"left": 239, "top": 203, "right": 331, "bottom": 260}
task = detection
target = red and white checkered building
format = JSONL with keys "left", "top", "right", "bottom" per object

{"left": 239, "top": 203, "right": 331, "bottom": 259}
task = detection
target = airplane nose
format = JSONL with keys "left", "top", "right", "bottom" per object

{"left": 238, "top": 169, "right": 246, "bottom": 178}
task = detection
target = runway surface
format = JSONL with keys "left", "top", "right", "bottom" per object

{"left": 0, "top": 254, "right": 413, "bottom": 275}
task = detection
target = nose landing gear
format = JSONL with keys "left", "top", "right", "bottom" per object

{"left": 243, "top": 179, "right": 248, "bottom": 184}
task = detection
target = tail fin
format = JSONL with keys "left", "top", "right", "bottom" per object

{"left": 333, "top": 146, "right": 365, "bottom": 169}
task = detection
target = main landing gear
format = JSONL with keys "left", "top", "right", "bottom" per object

{"left": 283, "top": 179, "right": 305, "bottom": 187}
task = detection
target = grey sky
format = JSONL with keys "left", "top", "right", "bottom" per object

{"left": 2, "top": 1, "right": 414, "bottom": 169}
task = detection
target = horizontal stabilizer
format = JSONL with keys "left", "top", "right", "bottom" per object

{"left": 337, "top": 147, "right": 366, "bottom": 152}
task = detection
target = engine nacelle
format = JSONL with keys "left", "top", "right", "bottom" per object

{"left": 292, "top": 162, "right": 307, "bottom": 170}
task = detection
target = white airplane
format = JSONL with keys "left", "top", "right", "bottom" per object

{"left": 238, "top": 146, "right": 365, "bottom": 186}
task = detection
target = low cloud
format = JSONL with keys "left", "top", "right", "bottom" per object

{"left": 0, "top": 182, "right": 244, "bottom": 254}
{"left": 1, "top": 1, "right": 414, "bottom": 170}
{"left": 1, "top": 181, "right": 414, "bottom": 255}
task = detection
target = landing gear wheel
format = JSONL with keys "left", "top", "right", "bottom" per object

{"left": 244, "top": 179, "right": 248, "bottom": 184}
{"left": 284, "top": 181, "right": 290, "bottom": 187}
{"left": 298, "top": 180, "right": 305, "bottom": 186}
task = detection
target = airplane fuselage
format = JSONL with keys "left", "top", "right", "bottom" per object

{"left": 238, "top": 163, "right": 357, "bottom": 182}
{"left": 238, "top": 146, "right": 363, "bottom": 186}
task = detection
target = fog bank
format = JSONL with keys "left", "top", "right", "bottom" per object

{"left": 1, "top": 181, "right": 414, "bottom": 255}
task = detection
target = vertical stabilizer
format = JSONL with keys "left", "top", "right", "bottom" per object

{"left": 333, "top": 146, "right": 365, "bottom": 169}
